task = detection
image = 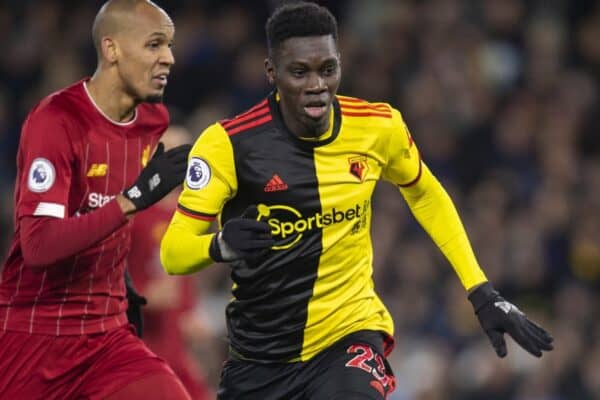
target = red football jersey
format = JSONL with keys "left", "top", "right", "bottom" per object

{"left": 0, "top": 79, "right": 169, "bottom": 335}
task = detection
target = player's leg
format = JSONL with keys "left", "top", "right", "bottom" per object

{"left": 0, "top": 331, "right": 85, "bottom": 400}
{"left": 217, "top": 357, "right": 305, "bottom": 400}
{"left": 81, "top": 325, "right": 191, "bottom": 400}
{"left": 306, "top": 331, "right": 396, "bottom": 400}
{"left": 104, "top": 372, "right": 190, "bottom": 400}
{"left": 167, "top": 354, "right": 214, "bottom": 399}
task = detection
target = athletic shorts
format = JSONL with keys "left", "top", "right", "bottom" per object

{"left": 0, "top": 324, "right": 183, "bottom": 400}
{"left": 217, "top": 330, "right": 396, "bottom": 400}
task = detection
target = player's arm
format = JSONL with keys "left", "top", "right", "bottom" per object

{"left": 384, "top": 109, "right": 553, "bottom": 358}
{"left": 382, "top": 109, "right": 486, "bottom": 289}
{"left": 160, "top": 123, "right": 234, "bottom": 275}
{"left": 160, "top": 125, "right": 274, "bottom": 275}
{"left": 18, "top": 107, "right": 190, "bottom": 268}
{"left": 17, "top": 107, "right": 127, "bottom": 267}
{"left": 160, "top": 211, "right": 215, "bottom": 274}
{"left": 399, "top": 165, "right": 487, "bottom": 289}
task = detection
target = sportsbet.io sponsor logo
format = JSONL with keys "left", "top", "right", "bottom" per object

{"left": 257, "top": 201, "right": 370, "bottom": 250}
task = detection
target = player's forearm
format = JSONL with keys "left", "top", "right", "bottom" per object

{"left": 160, "top": 218, "right": 215, "bottom": 275}
{"left": 20, "top": 200, "right": 128, "bottom": 268}
{"left": 399, "top": 164, "right": 487, "bottom": 290}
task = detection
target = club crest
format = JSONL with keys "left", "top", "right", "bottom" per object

{"left": 348, "top": 155, "right": 368, "bottom": 182}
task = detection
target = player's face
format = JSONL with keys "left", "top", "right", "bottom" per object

{"left": 267, "top": 35, "right": 341, "bottom": 137}
{"left": 116, "top": 8, "right": 175, "bottom": 103}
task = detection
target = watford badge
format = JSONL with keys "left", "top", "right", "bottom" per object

{"left": 348, "top": 155, "right": 368, "bottom": 182}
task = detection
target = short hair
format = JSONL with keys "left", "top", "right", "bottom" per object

{"left": 91, "top": 0, "right": 163, "bottom": 56}
{"left": 265, "top": 1, "right": 338, "bottom": 57}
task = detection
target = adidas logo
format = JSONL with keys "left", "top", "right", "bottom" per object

{"left": 264, "top": 174, "right": 288, "bottom": 192}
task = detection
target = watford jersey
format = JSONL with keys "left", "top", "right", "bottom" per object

{"left": 177, "top": 92, "right": 421, "bottom": 362}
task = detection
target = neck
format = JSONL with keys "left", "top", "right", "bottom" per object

{"left": 87, "top": 70, "right": 137, "bottom": 123}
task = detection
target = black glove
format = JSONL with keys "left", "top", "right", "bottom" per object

{"left": 209, "top": 206, "right": 274, "bottom": 262}
{"left": 123, "top": 142, "right": 191, "bottom": 211}
{"left": 468, "top": 282, "right": 554, "bottom": 358}
{"left": 124, "top": 270, "right": 147, "bottom": 338}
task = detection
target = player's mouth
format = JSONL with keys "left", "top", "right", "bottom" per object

{"left": 303, "top": 100, "right": 329, "bottom": 119}
{"left": 152, "top": 73, "right": 169, "bottom": 88}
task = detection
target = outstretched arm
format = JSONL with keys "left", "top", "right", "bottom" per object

{"left": 399, "top": 163, "right": 553, "bottom": 357}
{"left": 398, "top": 163, "right": 486, "bottom": 290}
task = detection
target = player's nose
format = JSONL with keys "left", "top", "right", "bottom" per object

{"left": 160, "top": 48, "right": 175, "bottom": 66}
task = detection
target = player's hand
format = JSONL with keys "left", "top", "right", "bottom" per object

{"left": 209, "top": 205, "right": 274, "bottom": 262}
{"left": 468, "top": 282, "right": 554, "bottom": 358}
{"left": 123, "top": 142, "right": 191, "bottom": 211}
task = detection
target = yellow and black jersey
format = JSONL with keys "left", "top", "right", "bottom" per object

{"left": 162, "top": 92, "right": 487, "bottom": 362}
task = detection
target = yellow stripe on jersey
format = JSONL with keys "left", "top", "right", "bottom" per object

{"left": 297, "top": 99, "right": 421, "bottom": 360}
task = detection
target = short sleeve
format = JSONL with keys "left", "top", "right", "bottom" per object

{"left": 176, "top": 123, "right": 237, "bottom": 221}
{"left": 381, "top": 108, "right": 422, "bottom": 187}
{"left": 16, "top": 106, "right": 76, "bottom": 219}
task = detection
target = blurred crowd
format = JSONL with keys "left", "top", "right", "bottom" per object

{"left": 1, "top": 0, "right": 599, "bottom": 399}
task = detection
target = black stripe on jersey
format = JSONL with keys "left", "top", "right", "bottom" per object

{"left": 176, "top": 203, "right": 216, "bottom": 221}
{"left": 220, "top": 94, "right": 325, "bottom": 361}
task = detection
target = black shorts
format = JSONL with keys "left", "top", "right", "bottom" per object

{"left": 217, "top": 330, "right": 396, "bottom": 400}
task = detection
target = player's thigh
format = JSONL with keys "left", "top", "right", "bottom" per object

{"left": 82, "top": 325, "right": 190, "bottom": 399}
{"left": 0, "top": 331, "right": 83, "bottom": 400}
{"left": 307, "top": 339, "right": 395, "bottom": 400}
{"left": 218, "top": 358, "right": 305, "bottom": 400}
{"left": 104, "top": 372, "right": 191, "bottom": 400}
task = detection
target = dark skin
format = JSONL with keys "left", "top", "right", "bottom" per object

{"left": 265, "top": 35, "right": 341, "bottom": 138}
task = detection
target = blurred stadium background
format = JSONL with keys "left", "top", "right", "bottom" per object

{"left": 1, "top": 1, "right": 599, "bottom": 399}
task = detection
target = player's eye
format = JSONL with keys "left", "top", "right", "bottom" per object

{"left": 291, "top": 69, "right": 306, "bottom": 78}
{"left": 322, "top": 63, "right": 338, "bottom": 76}
{"left": 147, "top": 41, "right": 161, "bottom": 49}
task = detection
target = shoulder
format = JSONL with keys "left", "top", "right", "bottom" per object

{"left": 29, "top": 81, "right": 86, "bottom": 121}
{"left": 337, "top": 94, "right": 397, "bottom": 127}
{"left": 217, "top": 98, "right": 271, "bottom": 137}
{"left": 191, "top": 121, "right": 231, "bottom": 155}
{"left": 22, "top": 82, "right": 87, "bottom": 140}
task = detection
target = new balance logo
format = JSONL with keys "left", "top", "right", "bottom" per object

{"left": 87, "top": 163, "right": 108, "bottom": 177}
{"left": 148, "top": 173, "right": 161, "bottom": 191}
{"left": 264, "top": 174, "right": 288, "bottom": 192}
{"left": 127, "top": 186, "right": 142, "bottom": 199}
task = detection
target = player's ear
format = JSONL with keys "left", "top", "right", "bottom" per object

{"left": 101, "top": 37, "right": 118, "bottom": 64}
{"left": 264, "top": 57, "right": 275, "bottom": 85}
